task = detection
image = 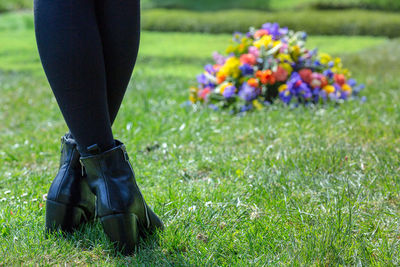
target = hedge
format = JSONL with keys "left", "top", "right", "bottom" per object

{"left": 147, "top": 0, "right": 270, "bottom": 11}
{"left": 142, "top": 9, "right": 400, "bottom": 38}
{"left": 310, "top": 0, "right": 400, "bottom": 12}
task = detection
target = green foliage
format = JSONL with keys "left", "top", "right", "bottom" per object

{"left": 1, "top": 12, "right": 400, "bottom": 265}
{"left": 142, "top": 9, "right": 400, "bottom": 37}
{"left": 0, "top": 0, "right": 32, "bottom": 12}
{"left": 149, "top": 0, "right": 270, "bottom": 11}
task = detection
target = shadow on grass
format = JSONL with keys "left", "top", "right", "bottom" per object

{"left": 46, "top": 219, "right": 167, "bottom": 263}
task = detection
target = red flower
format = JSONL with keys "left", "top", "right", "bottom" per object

{"left": 273, "top": 66, "right": 288, "bottom": 82}
{"left": 254, "top": 29, "right": 269, "bottom": 39}
{"left": 198, "top": 87, "right": 211, "bottom": 100}
{"left": 299, "top": 69, "right": 313, "bottom": 84}
{"left": 334, "top": 74, "right": 346, "bottom": 86}
{"left": 240, "top": 54, "right": 257, "bottom": 66}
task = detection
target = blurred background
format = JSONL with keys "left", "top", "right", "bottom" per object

{"left": 1, "top": 0, "right": 399, "bottom": 38}
{"left": 2, "top": 0, "right": 400, "bottom": 11}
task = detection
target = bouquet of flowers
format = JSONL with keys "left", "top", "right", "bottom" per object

{"left": 189, "top": 23, "right": 364, "bottom": 112}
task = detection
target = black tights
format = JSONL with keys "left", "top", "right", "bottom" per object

{"left": 34, "top": 0, "right": 140, "bottom": 155}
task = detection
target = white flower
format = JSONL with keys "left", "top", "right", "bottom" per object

{"left": 188, "top": 206, "right": 196, "bottom": 212}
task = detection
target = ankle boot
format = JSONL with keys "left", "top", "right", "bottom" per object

{"left": 45, "top": 134, "right": 96, "bottom": 232}
{"left": 80, "top": 141, "right": 164, "bottom": 254}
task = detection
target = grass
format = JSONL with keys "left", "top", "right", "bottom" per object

{"left": 0, "top": 11, "right": 400, "bottom": 265}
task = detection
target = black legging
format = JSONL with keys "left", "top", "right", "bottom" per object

{"left": 34, "top": 0, "right": 140, "bottom": 155}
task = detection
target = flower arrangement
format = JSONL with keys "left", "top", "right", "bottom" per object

{"left": 189, "top": 23, "right": 364, "bottom": 112}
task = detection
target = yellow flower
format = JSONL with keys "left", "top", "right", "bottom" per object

{"left": 278, "top": 84, "right": 288, "bottom": 92}
{"left": 334, "top": 57, "right": 342, "bottom": 68}
{"left": 252, "top": 99, "right": 264, "bottom": 110}
{"left": 277, "top": 53, "right": 293, "bottom": 63}
{"left": 342, "top": 84, "right": 352, "bottom": 93}
{"left": 273, "top": 40, "right": 282, "bottom": 48}
{"left": 323, "top": 85, "right": 335, "bottom": 94}
{"left": 219, "top": 57, "right": 241, "bottom": 79}
{"left": 320, "top": 53, "right": 332, "bottom": 65}
{"left": 279, "top": 63, "right": 293, "bottom": 75}
{"left": 217, "top": 68, "right": 228, "bottom": 78}
{"left": 189, "top": 87, "right": 198, "bottom": 103}
{"left": 254, "top": 35, "right": 272, "bottom": 49}
{"left": 290, "top": 45, "right": 301, "bottom": 61}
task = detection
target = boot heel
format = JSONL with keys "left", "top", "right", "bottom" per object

{"left": 100, "top": 213, "right": 139, "bottom": 254}
{"left": 45, "top": 199, "right": 85, "bottom": 232}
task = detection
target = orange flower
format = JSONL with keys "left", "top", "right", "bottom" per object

{"left": 216, "top": 74, "right": 226, "bottom": 84}
{"left": 255, "top": 70, "right": 263, "bottom": 79}
{"left": 247, "top": 78, "right": 259, "bottom": 87}
{"left": 257, "top": 70, "right": 276, "bottom": 85}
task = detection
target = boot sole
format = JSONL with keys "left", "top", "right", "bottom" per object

{"left": 100, "top": 213, "right": 140, "bottom": 254}
{"left": 45, "top": 199, "right": 88, "bottom": 233}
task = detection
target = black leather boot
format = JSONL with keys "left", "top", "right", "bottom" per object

{"left": 45, "top": 134, "right": 96, "bottom": 232}
{"left": 80, "top": 141, "right": 164, "bottom": 254}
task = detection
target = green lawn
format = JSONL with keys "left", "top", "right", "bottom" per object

{"left": 0, "top": 12, "right": 399, "bottom": 265}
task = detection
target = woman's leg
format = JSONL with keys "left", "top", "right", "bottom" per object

{"left": 34, "top": 0, "right": 114, "bottom": 154}
{"left": 94, "top": 0, "right": 141, "bottom": 124}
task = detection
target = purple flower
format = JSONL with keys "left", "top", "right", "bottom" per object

{"left": 319, "top": 90, "right": 328, "bottom": 101}
{"left": 333, "top": 83, "right": 341, "bottom": 92}
{"left": 280, "top": 27, "right": 289, "bottom": 36}
{"left": 223, "top": 85, "right": 236, "bottom": 98}
{"left": 323, "top": 69, "right": 334, "bottom": 79}
{"left": 239, "top": 83, "right": 259, "bottom": 101}
{"left": 262, "top": 22, "right": 285, "bottom": 40}
{"left": 299, "top": 83, "right": 312, "bottom": 99}
{"left": 279, "top": 90, "right": 292, "bottom": 104}
{"left": 213, "top": 52, "right": 226, "bottom": 65}
{"left": 197, "top": 73, "right": 208, "bottom": 84}
{"left": 208, "top": 104, "right": 219, "bottom": 111}
{"left": 347, "top": 78, "right": 357, "bottom": 87}
{"left": 239, "top": 64, "right": 254, "bottom": 76}
{"left": 340, "top": 90, "right": 350, "bottom": 100}
{"left": 204, "top": 64, "right": 214, "bottom": 74}
{"left": 240, "top": 104, "right": 253, "bottom": 112}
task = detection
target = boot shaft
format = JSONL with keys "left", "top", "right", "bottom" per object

{"left": 80, "top": 141, "right": 147, "bottom": 219}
